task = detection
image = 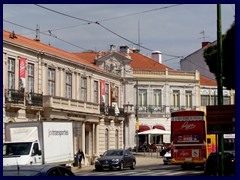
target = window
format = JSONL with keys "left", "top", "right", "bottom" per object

{"left": 210, "top": 95, "right": 217, "bottom": 105}
{"left": 48, "top": 68, "right": 55, "bottom": 95}
{"left": 201, "top": 95, "right": 210, "bottom": 106}
{"left": 115, "top": 129, "right": 119, "bottom": 149}
{"left": 105, "top": 84, "right": 109, "bottom": 106}
{"left": 81, "top": 77, "right": 87, "bottom": 101}
{"left": 153, "top": 89, "right": 162, "bottom": 107}
{"left": 66, "top": 73, "right": 72, "bottom": 98}
{"left": 223, "top": 96, "right": 231, "bottom": 105}
{"left": 138, "top": 89, "right": 147, "bottom": 106}
{"left": 93, "top": 81, "right": 98, "bottom": 103}
{"left": 185, "top": 91, "right": 192, "bottom": 107}
{"left": 115, "top": 86, "right": 119, "bottom": 104}
{"left": 27, "top": 63, "right": 34, "bottom": 93}
{"left": 7, "top": 58, "right": 15, "bottom": 89}
{"left": 173, "top": 90, "right": 180, "bottom": 107}
{"left": 105, "top": 129, "right": 109, "bottom": 151}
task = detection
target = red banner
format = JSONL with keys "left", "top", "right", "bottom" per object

{"left": 100, "top": 80, "right": 105, "bottom": 103}
{"left": 19, "top": 57, "right": 26, "bottom": 91}
{"left": 100, "top": 80, "right": 105, "bottom": 95}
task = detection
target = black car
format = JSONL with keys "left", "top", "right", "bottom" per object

{"left": 204, "top": 151, "right": 235, "bottom": 176}
{"left": 95, "top": 149, "right": 136, "bottom": 171}
{"left": 3, "top": 165, "right": 75, "bottom": 176}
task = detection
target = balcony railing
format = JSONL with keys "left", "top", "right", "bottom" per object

{"left": 26, "top": 92, "right": 43, "bottom": 106}
{"left": 43, "top": 95, "right": 99, "bottom": 114}
{"left": 170, "top": 106, "right": 197, "bottom": 112}
{"left": 137, "top": 105, "right": 166, "bottom": 113}
{"left": 100, "top": 104, "right": 126, "bottom": 117}
{"left": 5, "top": 89, "right": 24, "bottom": 104}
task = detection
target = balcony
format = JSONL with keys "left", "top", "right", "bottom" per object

{"left": 137, "top": 105, "right": 166, "bottom": 113}
{"left": 5, "top": 89, "right": 24, "bottom": 104}
{"left": 100, "top": 104, "right": 117, "bottom": 116}
{"left": 100, "top": 104, "right": 128, "bottom": 117}
{"left": 26, "top": 92, "right": 43, "bottom": 106}
{"left": 5, "top": 89, "right": 24, "bottom": 112}
{"left": 43, "top": 95, "right": 100, "bottom": 114}
{"left": 170, "top": 106, "right": 197, "bottom": 112}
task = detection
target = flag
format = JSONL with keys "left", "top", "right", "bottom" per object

{"left": 19, "top": 57, "right": 26, "bottom": 91}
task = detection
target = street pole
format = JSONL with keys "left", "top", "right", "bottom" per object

{"left": 135, "top": 80, "right": 139, "bottom": 153}
{"left": 217, "top": 4, "right": 224, "bottom": 176}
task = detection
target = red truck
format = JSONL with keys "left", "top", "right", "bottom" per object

{"left": 170, "top": 110, "right": 207, "bottom": 169}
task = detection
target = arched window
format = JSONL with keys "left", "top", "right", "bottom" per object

{"left": 105, "top": 129, "right": 109, "bottom": 151}
{"left": 115, "top": 129, "right": 119, "bottom": 149}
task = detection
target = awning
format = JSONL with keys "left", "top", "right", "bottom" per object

{"left": 138, "top": 128, "right": 171, "bottom": 135}
{"left": 139, "top": 125, "right": 150, "bottom": 132}
{"left": 153, "top": 125, "right": 165, "bottom": 130}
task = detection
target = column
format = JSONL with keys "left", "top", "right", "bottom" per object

{"left": 81, "top": 122, "right": 85, "bottom": 165}
{"left": 95, "top": 123, "right": 99, "bottom": 156}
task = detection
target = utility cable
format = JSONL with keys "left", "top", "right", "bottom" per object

{"left": 34, "top": 4, "right": 184, "bottom": 58}
{"left": 3, "top": 19, "right": 88, "bottom": 51}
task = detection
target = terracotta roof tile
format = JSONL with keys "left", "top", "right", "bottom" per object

{"left": 200, "top": 76, "right": 217, "bottom": 86}
{"left": 3, "top": 30, "right": 103, "bottom": 72}
{"left": 4, "top": 30, "right": 217, "bottom": 87}
{"left": 74, "top": 51, "right": 173, "bottom": 70}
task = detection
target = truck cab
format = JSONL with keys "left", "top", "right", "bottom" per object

{"left": 3, "top": 141, "right": 42, "bottom": 166}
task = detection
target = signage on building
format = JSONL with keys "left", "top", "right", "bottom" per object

{"left": 19, "top": 57, "right": 26, "bottom": 91}
{"left": 206, "top": 105, "right": 235, "bottom": 134}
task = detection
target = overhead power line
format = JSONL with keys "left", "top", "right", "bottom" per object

{"left": 3, "top": 19, "right": 214, "bottom": 78}
{"left": 3, "top": 19, "right": 88, "bottom": 51}
{"left": 34, "top": 4, "right": 184, "bottom": 58}
{"left": 97, "top": 4, "right": 183, "bottom": 22}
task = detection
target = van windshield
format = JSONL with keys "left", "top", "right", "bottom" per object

{"left": 3, "top": 142, "right": 32, "bottom": 156}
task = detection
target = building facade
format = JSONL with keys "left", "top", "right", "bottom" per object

{"left": 77, "top": 46, "right": 203, "bottom": 147}
{"left": 3, "top": 30, "right": 126, "bottom": 165}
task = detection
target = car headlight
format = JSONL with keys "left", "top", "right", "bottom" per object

{"left": 112, "top": 159, "right": 120, "bottom": 162}
{"left": 95, "top": 159, "right": 99, "bottom": 163}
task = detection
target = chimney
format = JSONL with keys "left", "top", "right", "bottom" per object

{"left": 202, "top": 42, "right": 211, "bottom": 48}
{"left": 151, "top": 51, "right": 162, "bottom": 63}
{"left": 9, "top": 31, "right": 17, "bottom": 39}
{"left": 110, "top": 44, "right": 117, "bottom": 52}
{"left": 119, "top": 45, "right": 130, "bottom": 54}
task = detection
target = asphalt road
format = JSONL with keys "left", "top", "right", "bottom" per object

{"left": 73, "top": 152, "right": 205, "bottom": 176}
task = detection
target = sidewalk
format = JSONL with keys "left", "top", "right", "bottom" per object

{"left": 72, "top": 151, "right": 163, "bottom": 173}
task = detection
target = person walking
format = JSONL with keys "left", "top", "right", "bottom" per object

{"left": 77, "top": 149, "right": 85, "bottom": 168}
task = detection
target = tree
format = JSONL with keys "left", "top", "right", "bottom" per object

{"left": 204, "top": 21, "right": 235, "bottom": 90}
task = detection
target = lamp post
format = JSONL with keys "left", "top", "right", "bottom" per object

{"left": 135, "top": 80, "right": 139, "bottom": 152}
{"left": 217, "top": 4, "right": 224, "bottom": 176}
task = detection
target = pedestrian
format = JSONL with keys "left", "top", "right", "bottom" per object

{"left": 77, "top": 149, "right": 85, "bottom": 168}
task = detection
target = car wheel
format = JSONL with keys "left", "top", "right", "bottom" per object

{"left": 118, "top": 161, "right": 124, "bottom": 170}
{"left": 130, "top": 161, "right": 136, "bottom": 169}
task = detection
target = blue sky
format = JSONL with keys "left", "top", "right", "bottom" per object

{"left": 3, "top": 4, "right": 235, "bottom": 69}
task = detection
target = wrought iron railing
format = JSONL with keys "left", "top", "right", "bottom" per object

{"left": 5, "top": 89, "right": 24, "bottom": 104}
{"left": 26, "top": 92, "right": 43, "bottom": 106}
{"left": 137, "top": 105, "right": 166, "bottom": 113}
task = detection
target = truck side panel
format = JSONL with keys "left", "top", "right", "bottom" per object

{"left": 42, "top": 122, "right": 74, "bottom": 164}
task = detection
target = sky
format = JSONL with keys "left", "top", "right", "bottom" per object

{"left": 3, "top": 4, "right": 235, "bottom": 69}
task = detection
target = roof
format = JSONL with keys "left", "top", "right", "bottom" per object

{"left": 200, "top": 76, "right": 217, "bottom": 86}
{"left": 3, "top": 30, "right": 216, "bottom": 86}
{"left": 74, "top": 51, "right": 173, "bottom": 71}
{"left": 3, "top": 30, "right": 103, "bottom": 72}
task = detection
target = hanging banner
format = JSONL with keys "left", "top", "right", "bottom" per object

{"left": 19, "top": 57, "right": 26, "bottom": 91}
{"left": 100, "top": 80, "right": 105, "bottom": 103}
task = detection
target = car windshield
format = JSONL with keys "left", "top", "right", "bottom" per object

{"left": 3, "top": 142, "right": 32, "bottom": 156}
{"left": 3, "top": 170, "right": 41, "bottom": 176}
{"left": 103, "top": 150, "right": 123, "bottom": 156}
